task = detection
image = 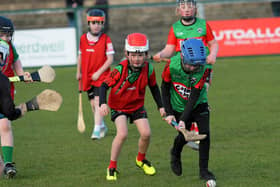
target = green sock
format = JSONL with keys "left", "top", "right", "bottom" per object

{"left": 2, "top": 146, "right": 13, "bottom": 164}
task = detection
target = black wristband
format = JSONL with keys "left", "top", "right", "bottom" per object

{"left": 26, "top": 97, "right": 39, "bottom": 111}
{"left": 31, "top": 71, "right": 41, "bottom": 81}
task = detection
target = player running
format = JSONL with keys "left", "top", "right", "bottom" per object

{"left": 99, "top": 33, "right": 165, "bottom": 181}
{"left": 0, "top": 16, "right": 31, "bottom": 178}
{"left": 161, "top": 39, "right": 216, "bottom": 183}
{"left": 153, "top": 0, "right": 218, "bottom": 150}
{"left": 76, "top": 9, "right": 114, "bottom": 139}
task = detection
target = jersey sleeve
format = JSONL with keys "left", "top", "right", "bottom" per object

{"left": 78, "top": 35, "right": 84, "bottom": 55}
{"left": 11, "top": 43, "right": 19, "bottom": 62}
{"left": 106, "top": 36, "right": 115, "bottom": 55}
{"left": 161, "top": 62, "right": 172, "bottom": 83}
{"left": 206, "top": 22, "right": 215, "bottom": 42}
{"left": 194, "top": 68, "right": 211, "bottom": 90}
{"left": 104, "top": 65, "right": 122, "bottom": 87}
{"left": 149, "top": 64, "right": 157, "bottom": 86}
{"left": 166, "top": 26, "right": 177, "bottom": 45}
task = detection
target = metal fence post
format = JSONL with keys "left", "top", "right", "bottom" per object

{"left": 197, "top": 3, "right": 205, "bottom": 19}
{"left": 74, "top": 7, "right": 83, "bottom": 54}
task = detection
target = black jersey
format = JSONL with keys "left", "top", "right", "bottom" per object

{"left": 0, "top": 72, "right": 21, "bottom": 120}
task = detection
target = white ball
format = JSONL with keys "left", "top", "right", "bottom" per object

{"left": 206, "top": 179, "right": 216, "bottom": 187}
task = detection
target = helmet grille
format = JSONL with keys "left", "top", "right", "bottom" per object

{"left": 187, "top": 47, "right": 194, "bottom": 57}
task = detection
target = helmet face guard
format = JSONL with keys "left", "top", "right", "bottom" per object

{"left": 177, "top": 0, "right": 196, "bottom": 6}
{"left": 177, "top": 0, "right": 197, "bottom": 22}
{"left": 125, "top": 33, "right": 149, "bottom": 71}
{"left": 0, "top": 39, "right": 10, "bottom": 72}
{"left": 181, "top": 38, "right": 206, "bottom": 73}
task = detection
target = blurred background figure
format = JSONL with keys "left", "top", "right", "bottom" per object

{"left": 76, "top": 9, "right": 114, "bottom": 140}
{"left": 65, "top": 0, "right": 84, "bottom": 27}
{"left": 271, "top": 1, "right": 280, "bottom": 16}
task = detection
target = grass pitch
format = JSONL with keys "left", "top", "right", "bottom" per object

{"left": 1, "top": 55, "right": 280, "bottom": 187}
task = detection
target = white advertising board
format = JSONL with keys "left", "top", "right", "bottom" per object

{"left": 14, "top": 28, "right": 77, "bottom": 67}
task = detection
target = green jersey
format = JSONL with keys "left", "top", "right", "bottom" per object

{"left": 162, "top": 54, "right": 210, "bottom": 113}
{"left": 167, "top": 18, "right": 215, "bottom": 69}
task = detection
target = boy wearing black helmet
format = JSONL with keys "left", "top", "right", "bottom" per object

{"left": 161, "top": 39, "right": 216, "bottom": 183}
{"left": 0, "top": 16, "right": 31, "bottom": 179}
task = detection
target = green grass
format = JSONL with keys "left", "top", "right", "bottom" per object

{"left": 1, "top": 55, "right": 280, "bottom": 186}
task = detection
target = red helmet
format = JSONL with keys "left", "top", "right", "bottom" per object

{"left": 125, "top": 33, "right": 149, "bottom": 53}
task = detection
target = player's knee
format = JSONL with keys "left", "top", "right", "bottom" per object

{"left": 116, "top": 132, "right": 128, "bottom": 141}
{"left": 140, "top": 131, "right": 151, "bottom": 141}
{"left": 0, "top": 119, "right": 12, "bottom": 133}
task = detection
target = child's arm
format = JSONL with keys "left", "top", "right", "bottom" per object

{"left": 13, "top": 59, "right": 24, "bottom": 75}
{"left": 148, "top": 65, "right": 166, "bottom": 117}
{"left": 99, "top": 68, "right": 121, "bottom": 116}
{"left": 99, "top": 82, "right": 110, "bottom": 116}
{"left": 13, "top": 59, "right": 32, "bottom": 82}
{"left": 76, "top": 54, "right": 82, "bottom": 80}
{"left": 179, "top": 69, "right": 211, "bottom": 122}
{"left": 92, "top": 54, "right": 114, "bottom": 81}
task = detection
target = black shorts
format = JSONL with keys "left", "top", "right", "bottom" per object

{"left": 111, "top": 106, "right": 148, "bottom": 124}
{"left": 87, "top": 86, "right": 101, "bottom": 100}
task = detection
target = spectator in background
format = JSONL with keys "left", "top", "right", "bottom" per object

{"left": 65, "top": 0, "right": 84, "bottom": 27}
{"left": 271, "top": 1, "right": 280, "bottom": 16}
{"left": 95, "top": 0, "right": 109, "bottom": 32}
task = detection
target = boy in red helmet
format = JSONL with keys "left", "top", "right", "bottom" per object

{"left": 99, "top": 33, "right": 165, "bottom": 181}
{"left": 76, "top": 9, "right": 114, "bottom": 139}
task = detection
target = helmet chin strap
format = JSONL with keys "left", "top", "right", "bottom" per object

{"left": 128, "top": 61, "right": 145, "bottom": 72}
{"left": 129, "top": 64, "right": 143, "bottom": 72}
{"left": 181, "top": 62, "right": 192, "bottom": 74}
{"left": 89, "top": 30, "right": 102, "bottom": 37}
{"left": 91, "top": 32, "right": 100, "bottom": 37}
{"left": 182, "top": 16, "right": 195, "bottom": 23}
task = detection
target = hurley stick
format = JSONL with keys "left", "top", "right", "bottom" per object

{"left": 149, "top": 55, "right": 171, "bottom": 63}
{"left": 23, "top": 89, "right": 63, "bottom": 112}
{"left": 77, "top": 80, "right": 86, "bottom": 133}
{"left": 9, "top": 65, "right": 56, "bottom": 83}
{"left": 171, "top": 120, "right": 207, "bottom": 141}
